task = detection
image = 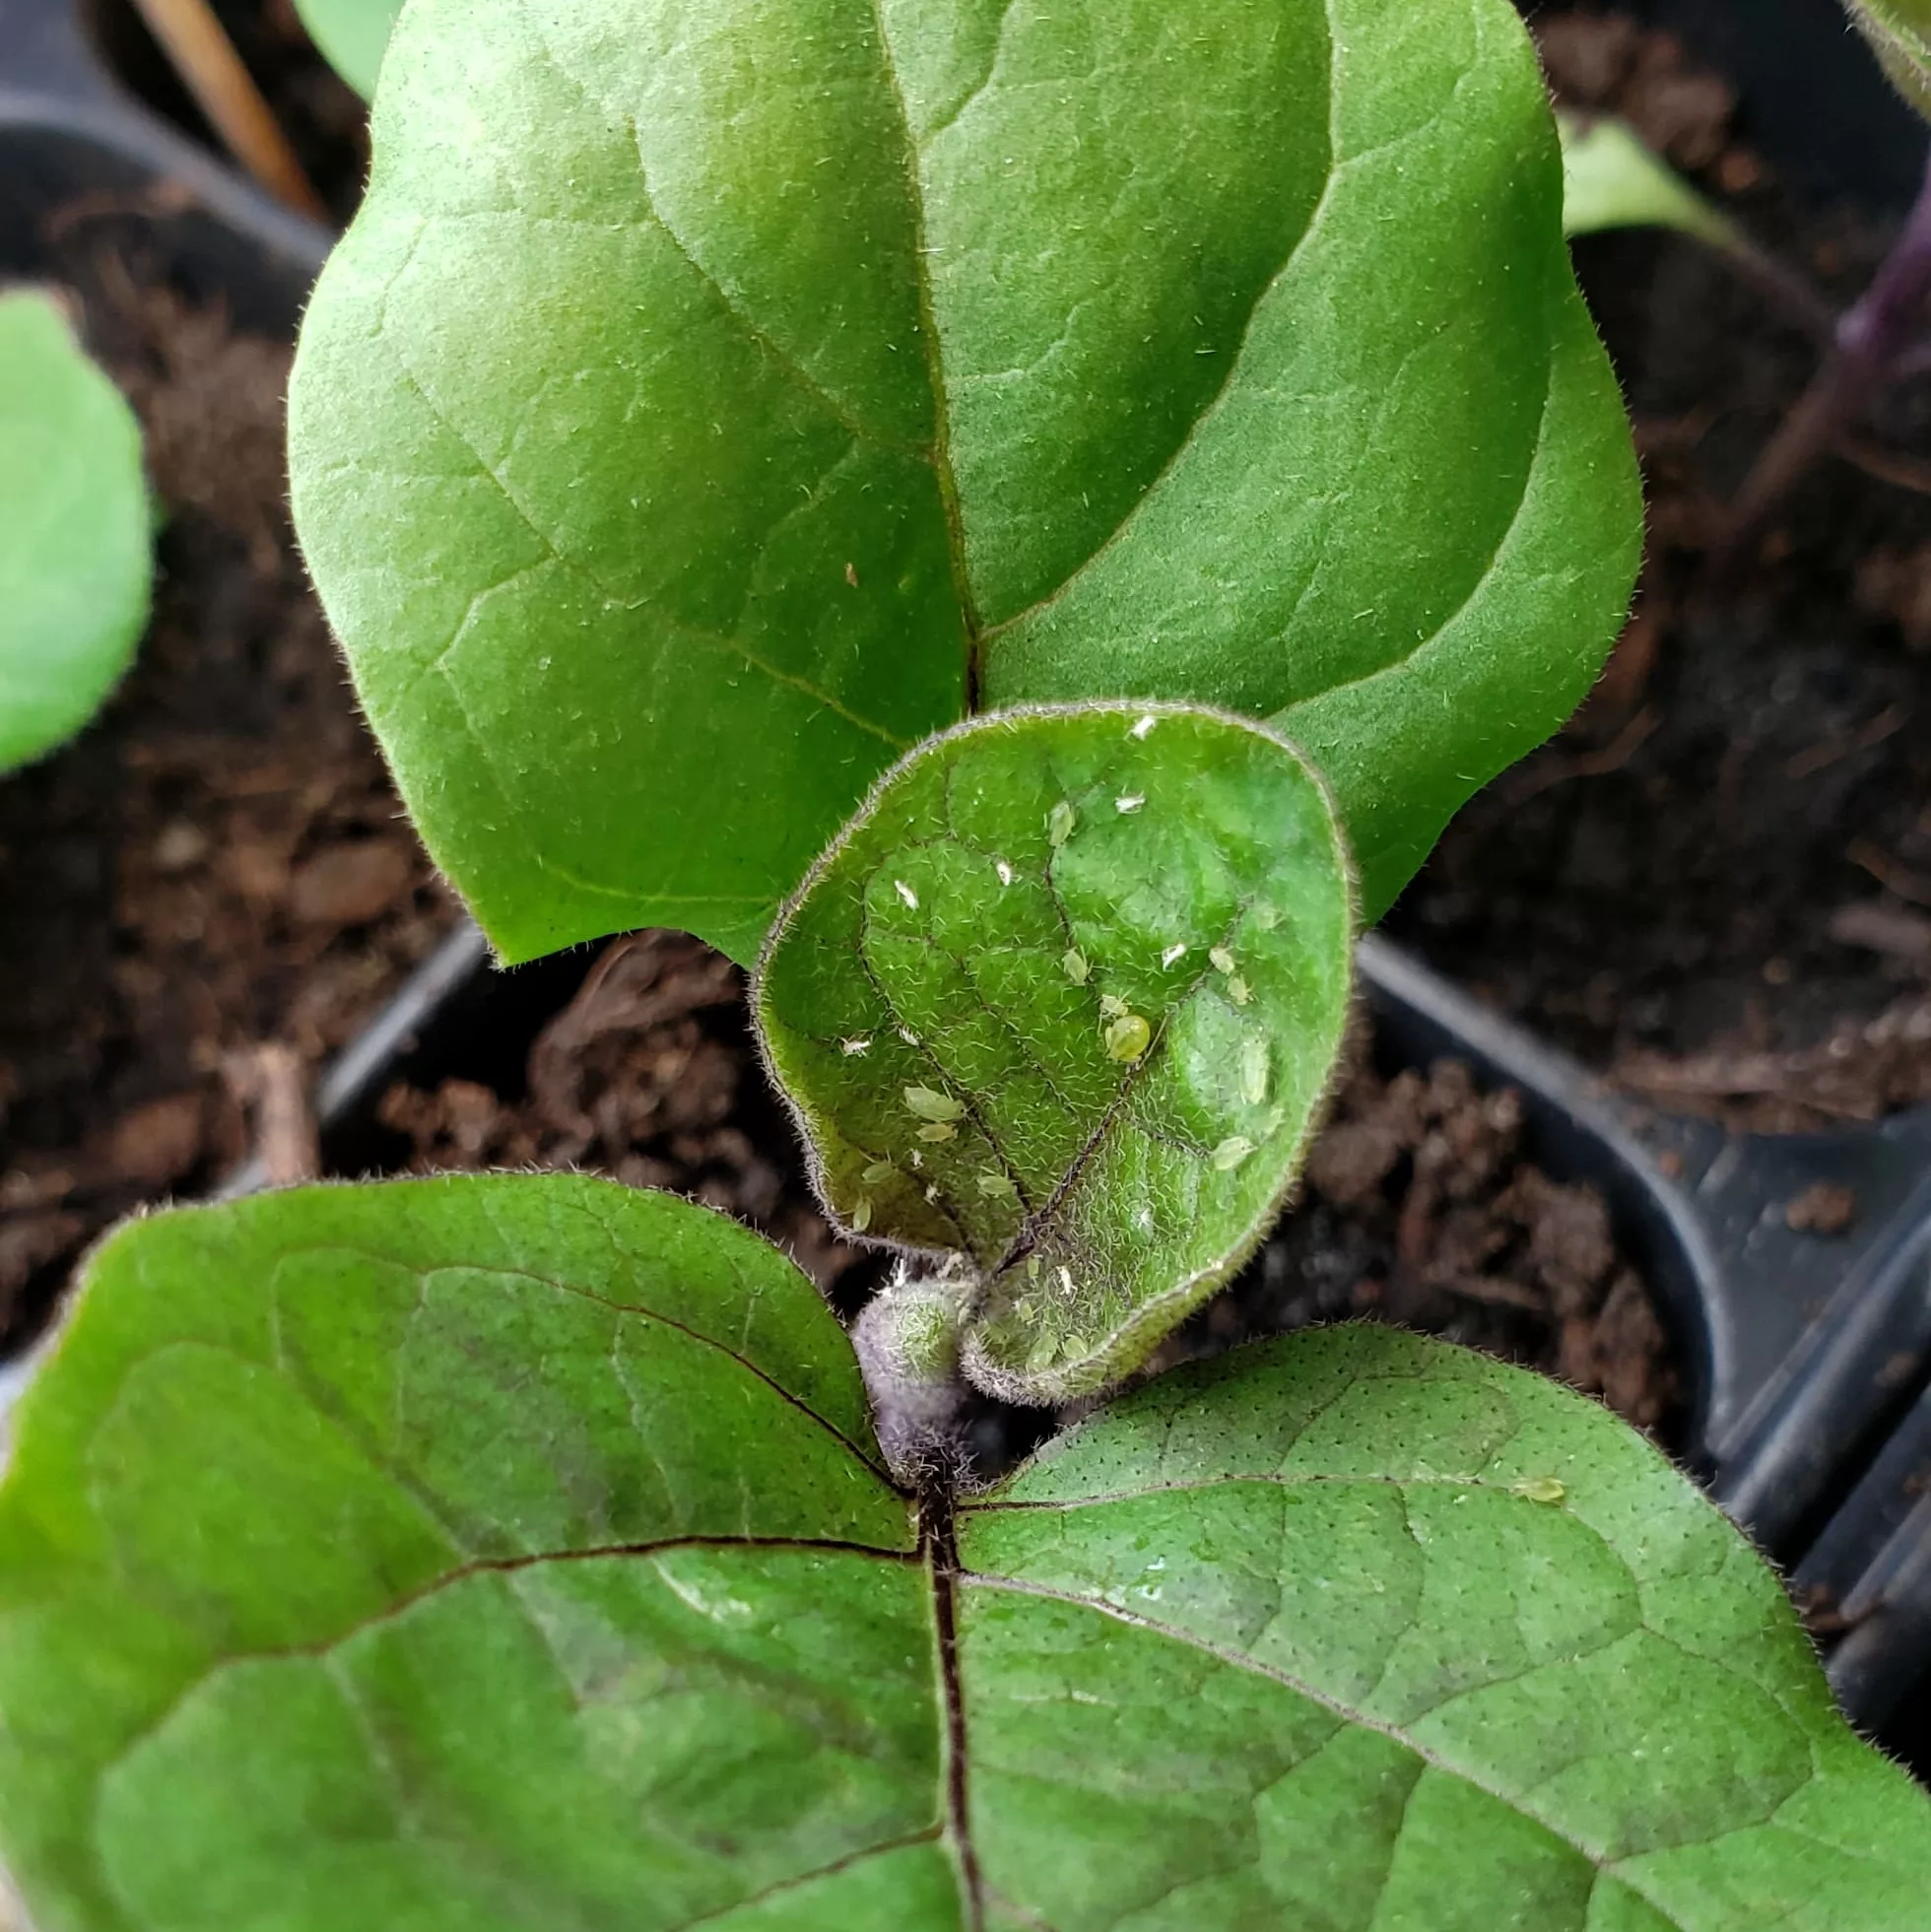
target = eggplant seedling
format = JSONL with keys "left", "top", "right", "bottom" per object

{"left": 292, "top": 0, "right": 397, "bottom": 100}
{"left": 2, "top": 3, "right": 1927, "bottom": 1926}
{"left": 0, "top": 290, "right": 151, "bottom": 774}
{"left": 1557, "top": 10, "right": 1931, "bottom": 544}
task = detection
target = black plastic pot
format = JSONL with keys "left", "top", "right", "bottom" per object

{"left": 1636, "top": 0, "right": 1930, "bottom": 208}
{"left": 0, "top": 0, "right": 328, "bottom": 317}
{"left": 4, "top": 0, "right": 1930, "bottom": 1773}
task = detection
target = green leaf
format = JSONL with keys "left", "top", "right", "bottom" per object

{"left": 288, "top": 0, "right": 1639, "bottom": 966}
{"left": 958, "top": 1327, "right": 1931, "bottom": 1930}
{"left": 0, "top": 290, "right": 151, "bottom": 775}
{"left": 1843, "top": 0, "right": 1931, "bottom": 119}
{"left": 1558, "top": 111, "right": 1740, "bottom": 249}
{"left": 293, "top": 0, "right": 401, "bottom": 98}
{"left": 0, "top": 1175, "right": 919, "bottom": 1931}
{"left": 754, "top": 702, "right": 1355, "bottom": 1402}
{"left": 6, "top": 1191, "right": 1929, "bottom": 1929}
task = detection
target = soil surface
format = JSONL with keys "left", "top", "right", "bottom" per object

{"left": 374, "top": 932, "right": 1681, "bottom": 1456}
{"left": 0, "top": 233, "right": 456, "bottom": 1352}
{"left": 1386, "top": 12, "right": 1931, "bottom": 1130}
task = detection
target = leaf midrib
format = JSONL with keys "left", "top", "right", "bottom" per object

{"left": 866, "top": 0, "right": 985, "bottom": 707}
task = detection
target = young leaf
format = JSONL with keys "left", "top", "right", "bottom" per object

{"left": 5, "top": 1190, "right": 1928, "bottom": 1929}
{"left": 0, "top": 290, "right": 151, "bottom": 774}
{"left": 1558, "top": 111, "right": 1741, "bottom": 249}
{"left": 1843, "top": 0, "right": 1931, "bottom": 119}
{"left": 293, "top": 0, "right": 401, "bottom": 99}
{"left": 288, "top": 0, "right": 1639, "bottom": 966}
{"left": 754, "top": 702, "right": 1355, "bottom": 1403}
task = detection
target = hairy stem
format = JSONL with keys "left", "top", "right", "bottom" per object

{"left": 1723, "top": 149, "right": 1931, "bottom": 548}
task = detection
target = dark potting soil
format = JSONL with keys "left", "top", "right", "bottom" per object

{"left": 0, "top": 233, "right": 458, "bottom": 1353}
{"left": 1387, "top": 12, "right": 1931, "bottom": 1130}
{"left": 373, "top": 931, "right": 1681, "bottom": 1449}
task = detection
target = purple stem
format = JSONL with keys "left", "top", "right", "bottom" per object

{"left": 1724, "top": 146, "right": 1931, "bottom": 546}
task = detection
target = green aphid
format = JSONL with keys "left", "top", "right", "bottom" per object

{"left": 1062, "top": 948, "right": 1090, "bottom": 986}
{"left": 1512, "top": 1475, "right": 1567, "bottom": 1504}
{"left": 1211, "top": 1134, "right": 1255, "bottom": 1172}
{"left": 1104, "top": 1012, "right": 1152, "bottom": 1063}
{"left": 1240, "top": 1036, "right": 1269, "bottom": 1106}
{"left": 917, "top": 1122, "right": 958, "bottom": 1143}
{"left": 850, "top": 1195, "right": 874, "bottom": 1233}
{"left": 903, "top": 1085, "right": 965, "bottom": 1123}
{"left": 977, "top": 1168, "right": 1018, "bottom": 1201}
{"left": 1048, "top": 799, "right": 1077, "bottom": 846}
{"left": 861, "top": 1160, "right": 895, "bottom": 1185}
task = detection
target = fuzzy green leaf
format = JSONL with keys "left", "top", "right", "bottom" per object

{"left": 1843, "top": 0, "right": 1931, "bottom": 118}
{"left": 754, "top": 702, "right": 1355, "bottom": 1402}
{"left": 0, "top": 1176, "right": 920, "bottom": 1931}
{"left": 5, "top": 1188, "right": 1929, "bottom": 1929}
{"left": 0, "top": 291, "right": 151, "bottom": 774}
{"left": 958, "top": 1327, "right": 1931, "bottom": 1930}
{"left": 288, "top": 0, "right": 1638, "bottom": 966}
{"left": 293, "top": 0, "right": 400, "bottom": 98}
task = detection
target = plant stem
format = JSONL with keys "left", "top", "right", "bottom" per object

{"left": 1724, "top": 147, "right": 1931, "bottom": 549}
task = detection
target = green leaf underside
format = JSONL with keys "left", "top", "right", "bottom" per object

{"left": 6, "top": 1180, "right": 1931, "bottom": 1930}
{"left": 755, "top": 702, "right": 1353, "bottom": 1401}
{"left": 288, "top": 0, "right": 1638, "bottom": 967}
{"left": 0, "top": 292, "right": 151, "bottom": 774}
{"left": 1845, "top": 0, "right": 1931, "bottom": 118}
{"left": 293, "top": 0, "right": 402, "bottom": 98}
